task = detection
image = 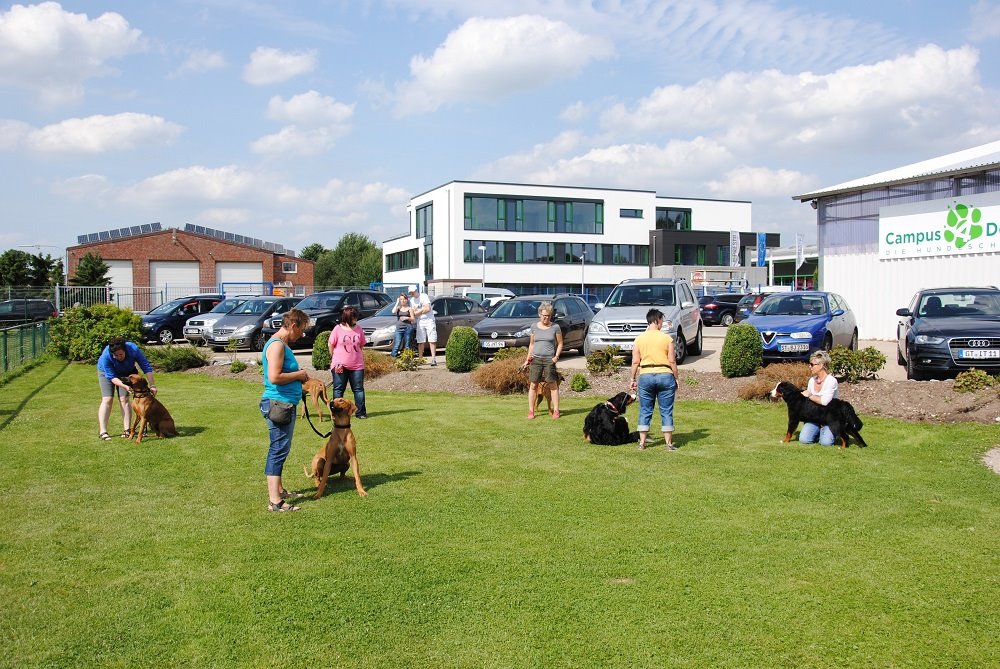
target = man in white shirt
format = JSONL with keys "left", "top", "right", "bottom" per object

{"left": 409, "top": 284, "right": 438, "bottom": 366}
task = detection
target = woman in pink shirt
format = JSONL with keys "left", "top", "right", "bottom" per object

{"left": 328, "top": 306, "right": 368, "bottom": 418}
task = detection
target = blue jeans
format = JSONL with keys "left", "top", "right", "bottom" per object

{"left": 637, "top": 372, "right": 677, "bottom": 433}
{"left": 260, "top": 398, "right": 296, "bottom": 476}
{"left": 334, "top": 368, "right": 366, "bottom": 417}
{"left": 391, "top": 323, "right": 414, "bottom": 357}
{"left": 799, "top": 422, "right": 835, "bottom": 446}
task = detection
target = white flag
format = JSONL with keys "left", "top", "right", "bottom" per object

{"left": 729, "top": 230, "right": 740, "bottom": 267}
{"left": 795, "top": 233, "right": 805, "bottom": 270}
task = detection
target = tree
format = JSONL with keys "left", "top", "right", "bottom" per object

{"left": 71, "top": 252, "right": 111, "bottom": 286}
{"left": 0, "top": 249, "right": 32, "bottom": 286}
{"left": 299, "top": 243, "right": 327, "bottom": 262}
{"left": 27, "top": 253, "right": 56, "bottom": 286}
{"left": 313, "top": 233, "right": 382, "bottom": 288}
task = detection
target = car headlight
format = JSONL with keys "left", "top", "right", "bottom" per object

{"left": 588, "top": 321, "right": 607, "bottom": 335}
{"left": 915, "top": 335, "right": 945, "bottom": 345}
{"left": 373, "top": 325, "right": 396, "bottom": 339}
{"left": 308, "top": 318, "right": 317, "bottom": 328}
{"left": 514, "top": 327, "right": 531, "bottom": 338}
{"left": 790, "top": 331, "right": 812, "bottom": 339}
{"left": 234, "top": 324, "right": 255, "bottom": 336}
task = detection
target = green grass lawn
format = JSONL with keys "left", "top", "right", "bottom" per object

{"left": 2, "top": 360, "right": 998, "bottom": 668}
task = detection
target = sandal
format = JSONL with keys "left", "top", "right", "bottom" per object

{"left": 280, "top": 489, "right": 304, "bottom": 500}
{"left": 120, "top": 430, "right": 132, "bottom": 439}
{"left": 268, "top": 500, "right": 301, "bottom": 512}
{"left": 99, "top": 432, "right": 112, "bottom": 441}
{"left": 551, "top": 411, "right": 560, "bottom": 420}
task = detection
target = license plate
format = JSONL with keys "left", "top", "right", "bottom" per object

{"left": 183, "top": 328, "right": 200, "bottom": 335}
{"left": 617, "top": 342, "right": 634, "bottom": 351}
{"left": 779, "top": 343, "right": 809, "bottom": 352}
{"left": 958, "top": 349, "right": 1000, "bottom": 359}
{"left": 481, "top": 340, "right": 505, "bottom": 348}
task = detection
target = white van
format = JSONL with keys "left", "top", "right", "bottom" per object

{"left": 455, "top": 287, "right": 514, "bottom": 304}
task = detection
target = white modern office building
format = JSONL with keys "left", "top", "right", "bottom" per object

{"left": 382, "top": 181, "right": 769, "bottom": 300}
{"left": 794, "top": 140, "right": 1000, "bottom": 340}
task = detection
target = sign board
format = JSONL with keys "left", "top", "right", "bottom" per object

{"left": 729, "top": 230, "right": 740, "bottom": 267}
{"left": 879, "top": 191, "right": 1000, "bottom": 259}
{"left": 795, "top": 233, "right": 805, "bottom": 269}
{"left": 691, "top": 270, "right": 704, "bottom": 285}
{"left": 756, "top": 232, "right": 767, "bottom": 267}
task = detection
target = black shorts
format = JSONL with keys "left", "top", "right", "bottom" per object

{"left": 529, "top": 357, "right": 558, "bottom": 384}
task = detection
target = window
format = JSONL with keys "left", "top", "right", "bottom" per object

{"left": 465, "top": 195, "right": 602, "bottom": 233}
{"left": 657, "top": 207, "right": 692, "bottom": 231}
{"left": 282, "top": 261, "right": 297, "bottom": 273}
{"left": 386, "top": 248, "right": 419, "bottom": 272}
{"left": 620, "top": 208, "right": 643, "bottom": 218}
{"left": 416, "top": 203, "right": 433, "bottom": 239}
{"left": 294, "top": 285, "right": 305, "bottom": 297}
{"left": 424, "top": 242, "right": 433, "bottom": 277}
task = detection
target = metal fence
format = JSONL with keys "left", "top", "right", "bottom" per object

{"left": 1, "top": 321, "right": 50, "bottom": 374}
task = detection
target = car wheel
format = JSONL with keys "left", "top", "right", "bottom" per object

{"left": 674, "top": 329, "right": 687, "bottom": 365}
{"left": 157, "top": 328, "right": 174, "bottom": 345}
{"left": 583, "top": 337, "right": 592, "bottom": 357}
{"left": 822, "top": 333, "right": 833, "bottom": 352}
{"left": 897, "top": 346, "right": 906, "bottom": 366}
{"left": 721, "top": 312, "right": 734, "bottom": 327}
{"left": 688, "top": 323, "right": 703, "bottom": 356}
{"left": 849, "top": 329, "right": 858, "bottom": 351}
{"left": 906, "top": 353, "right": 926, "bottom": 381}
{"left": 251, "top": 330, "right": 266, "bottom": 352}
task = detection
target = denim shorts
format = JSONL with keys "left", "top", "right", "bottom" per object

{"left": 260, "top": 398, "right": 297, "bottom": 476}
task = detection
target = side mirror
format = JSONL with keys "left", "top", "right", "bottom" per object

{"left": 831, "top": 309, "right": 845, "bottom": 317}
{"left": 895, "top": 308, "right": 911, "bottom": 317}
{"left": 681, "top": 300, "right": 695, "bottom": 309}
{"left": 595, "top": 302, "right": 604, "bottom": 310}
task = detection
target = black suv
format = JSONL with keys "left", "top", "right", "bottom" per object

{"left": 698, "top": 293, "right": 746, "bottom": 326}
{"left": 0, "top": 298, "right": 58, "bottom": 325}
{"left": 261, "top": 289, "right": 391, "bottom": 348}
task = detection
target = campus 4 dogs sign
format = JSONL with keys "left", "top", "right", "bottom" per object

{"left": 879, "top": 191, "right": 1000, "bottom": 259}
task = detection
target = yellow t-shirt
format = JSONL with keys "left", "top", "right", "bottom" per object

{"left": 634, "top": 329, "right": 674, "bottom": 376}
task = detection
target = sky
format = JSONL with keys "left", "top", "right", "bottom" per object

{"left": 2, "top": 0, "right": 999, "bottom": 261}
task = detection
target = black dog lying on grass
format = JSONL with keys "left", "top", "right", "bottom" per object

{"left": 583, "top": 391, "right": 639, "bottom": 445}
{"left": 770, "top": 381, "right": 868, "bottom": 448}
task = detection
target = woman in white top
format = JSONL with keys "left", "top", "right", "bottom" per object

{"left": 799, "top": 350, "right": 839, "bottom": 446}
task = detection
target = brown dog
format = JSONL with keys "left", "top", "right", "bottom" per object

{"left": 125, "top": 374, "right": 177, "bottom": 444}
{"left": 303, "top": 397, "right": 366, "bottom": 499}
{"left": 533, "top": 380, "right": 559, "bottom": 416}
{"left": 300, "top": 378, "right": 330, "bottom": 422}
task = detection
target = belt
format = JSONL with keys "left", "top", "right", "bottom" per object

{"left": 639, "top": 364, "right": 671, "bottom": 369}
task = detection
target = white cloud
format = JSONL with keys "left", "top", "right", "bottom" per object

{"left": 24, "top": 113, "right": 183, "bottom": 153}
{"left": 706, "top": 167, "right": 816, "bottom": 199}
{"left": 0, "top": 2, "right": 143, "bottom": 106}
{"left": 970, "top": 1, "right": 1000, "bottom": 40}
{"left": 195, "top": 208, "right": 251, "bottom": 224}
{"left": 171, "top": 48, "right": 226, "bottom": 78}
{"left": 243, "top": 46, "right": 317, "bottom": 85}
{"left": 0, "top": 119, "right": 32, "bottom": 150}
{"left": 50, "top": 174, "right": 112, "bottom": 201}
{"left": 250, "top": 126, "right": 347, "bottom": 156}
{"left": 118, "top": 165, "right": 259, "bottom": 206}
{"left": 265, "top": 91, "right": 353, "bottom": 126}
{"left": 393, "top": 15, "right": 613, "bottom": 115}
{"left": 559, "top": 101, "right": 589, "bottom": 123}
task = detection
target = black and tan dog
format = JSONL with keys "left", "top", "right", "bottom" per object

{"left": 125, "top": 373, "right": 177, "bottom": 444}
{"left": 770, "top": 381, "right": 867, "bottom": 448}
{"left": 304, "top": 397, "right": 366, "bottom": 499}
{"left": 300, "top": 377, "right": 331, "bottom": 422}
{"left": 582, "top": 391, "right": 639, "bottom": 445}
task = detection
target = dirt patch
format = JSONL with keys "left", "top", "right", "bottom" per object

{"left": 982, "top": 447, "right": 1000, "bottom": 475}
{"left": 186, "top": 362, "right": 1000, "bottom": 425}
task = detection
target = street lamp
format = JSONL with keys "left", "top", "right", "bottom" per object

{"left": 477, "top": 245, "right": 487, "bottom": 287}
{"left": 580, "top": 249, "right": 586, "bottom": 296}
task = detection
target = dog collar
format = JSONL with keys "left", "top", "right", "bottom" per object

{"left": 604, "top": 401, "right": 619, "bottom": 414}
{"left": 334, "top": 423, "right": 351, "bottom": 429}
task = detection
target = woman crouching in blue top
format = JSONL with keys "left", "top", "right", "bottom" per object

{"left": 261, "top": 308, "right": 312, "bottom": 512}
{"left": 96, "top": 337, "right": 155, "bottom": 442}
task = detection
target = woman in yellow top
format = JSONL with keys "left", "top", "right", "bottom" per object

{"left": 628, "top": 308, "right": 679, "bottom": 450}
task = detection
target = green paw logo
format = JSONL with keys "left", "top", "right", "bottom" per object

{"left": 944, "top": 203, "right": 984, "bottom": 249}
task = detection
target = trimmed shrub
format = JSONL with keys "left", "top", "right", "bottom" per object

{"left": 471, "top": 357, "right": 530, "bottom": 394}
{"left": 738, "top": 362, "right": 810, "bottom": 401}
{"left": 47, "top": 304, "right": 144, "bottom": 362}
{"left": 720, "top": 323, "right": 763, "bottom": 378}
{"left": 492, "top": 346, "right": 528, "bottom": 362}
{"left": 363, "top": 349, "right": 395, "bottom": 380}
{"left": 445, "top": 326, "right": 481, "bottom": 372}
{"left": 570, "top": 373, "right": 590, "bottom": 392}
{"left": 395, "top": 348, "right": 423, "bottom": 371}
{"left": 143, "top": 344, "right": 212, "bottom": 372}
{"left": 312, "top": 330, "right": 332, "bottom": 371}
{"left": 954, "top": 368, "right": 995, "bottom": 393}
{"left": 829, "top": 345, "right": 886, "bottom": 382}
{"left": 586, "top": 345, "right": 625, "bottom": 374}
{"left": 230, "top": 359, "right": 248, "bottom": 373}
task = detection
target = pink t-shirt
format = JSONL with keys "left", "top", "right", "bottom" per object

{"left": 328, "top": 324, "right": 366, "bottom": 370}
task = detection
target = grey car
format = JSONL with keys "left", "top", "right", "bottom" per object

{"left": 474, "top": 294, "right": 593, "bottom": 357}
{"left": 182, "top": 295, "right": 256, "bottom": 346}
{"left": 360, "top": 296, "right": 488, "bottom": 350}
{"left": 205, "top": 296, "right": 301, "bottom": 351}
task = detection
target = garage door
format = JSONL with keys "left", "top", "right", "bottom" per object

{"left": 217, "top": 261, "right": 264, "bottom": 295}
{"left": 150, "top": 261, "right": 200, "bottom": 305}
{"left": 105, "top": 260, "right": 134, "bottom": 309}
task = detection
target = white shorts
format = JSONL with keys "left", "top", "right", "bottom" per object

{"left": 415, "top": 320, "right": 437, "bottom": 343}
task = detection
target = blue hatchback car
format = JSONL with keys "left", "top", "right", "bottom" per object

{"left": 746, "top": 291, "right": 859, "bottom": 361}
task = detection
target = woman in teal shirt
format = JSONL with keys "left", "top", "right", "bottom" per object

{"left": 261, "top": 308, "right": 311, "bottom": 512}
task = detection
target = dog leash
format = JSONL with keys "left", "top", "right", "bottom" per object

{"left": 301, "top": 401, "right": 332, "bottom": 439}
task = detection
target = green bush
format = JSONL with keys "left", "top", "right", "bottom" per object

{"left": 492, "top": 346, "right": 528, "bottom": 362}
{"left": 445, "top": 326, "right": 481, "bottom": 372}
{"left": 143, "top": 344, "right": 212, "bottom": 372}
{"left": 586, "top": 345, "right": 625, "bottom": 374}
{"left": 954, "top": 368, "right": 995, "bottom": 393}
{"left": 570, "top": 373, "right": 590, "bottom": 392}
{"left": 312, "top": 330, "right": 332, "bottom": 370}
{"left": 47, "top": 304, "right": 144, "bottom": 362}
{"left": 230, "top": 359, "right": 248, "bottom": 373}
{"left": 829, "top": 345, "right": 887, "bottom": 383}
{"left": 395, "top": 348, "right": 423, "bottom": 371}
{"left": 720, "top": 323, "right": 763, "bottom": 378}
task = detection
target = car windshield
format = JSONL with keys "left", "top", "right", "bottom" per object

{"left": 605, "top": 285, "right": 676, "bottom": 307}
{"left": 756, "top": 295, "right": 828, "bottom": 316}
{"left": 147, "top": 299, "right": 186, "bottom": 315}
{"left": 0, "top": 301, "right": 22, "bottom": 314}
{"left": 490, "top": 299, "right": 543, "bottom": 318}
{"left": 295, "top": 293, "right": 343, "bottom": 310}
{"left": 917, "top": 292, "right": 1000, "bottom": 318}
{"left": 374, "top": 302, "right": 401, "bottom": 317}
{"left": 210, "top": 297, "right": 247, "bottom": 313}
{"left": 232, "top": 300, "right": 275, "bottom": 315}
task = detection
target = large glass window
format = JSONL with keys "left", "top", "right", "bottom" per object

{"left": 424, "top": 243, "right": 433, "bottom": 277}
{"left": 657, "top": 207, "right": 691, "bottom": 231}
{"left": 415, "top": 203, "right": 433, "bottom": 239}
{"left": 465, "top": 195, "right": 603, "bottom": 233}
{"left": 522, "top": 199, "right": 548, "bottom": 232}
{"left": 386, "top": 248, "right": 419, "bottom": 272}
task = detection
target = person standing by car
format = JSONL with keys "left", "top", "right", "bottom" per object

{"left": 799, "top": 350, "right": 839, "bottom": 446}
{"left": 329, "top": 306, "right": 368, "bottom": 418}
{"left": 390, "top": 291, "right": 415, "bottom": 357}
{"left": 629, "top": 309, "right": 679, "bottom": 450}
{"left": 96, "top": 337, "right": 157, "bottom": 442}
{"left": 526, "top": 302, "right": 563, "bottom": 420}
{"left": 410, "top": 284, "right": 438, "bottom": 366}
{"left": 261, "top": 308, "right": 311, "bottom": 512}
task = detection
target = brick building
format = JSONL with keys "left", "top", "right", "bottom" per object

{"left": 67, "top": 224, "right": 314, "bottom": 310}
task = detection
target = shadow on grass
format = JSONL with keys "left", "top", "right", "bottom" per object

{"left": 296, "top": 469, "right": 422, "bottom": 501}
{"left": 0, "top": 359, "right": 70, "bottom": 433}
{"left": 674, "top": 427, "right": 711, "bottom": 445}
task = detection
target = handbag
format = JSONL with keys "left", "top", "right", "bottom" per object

{"left": 267, "top": 399, "right": 295, "bottom": 426}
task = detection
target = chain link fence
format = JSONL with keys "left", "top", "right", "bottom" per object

{"left": 1, "top": 322, "right": 50, "bottom": 374}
